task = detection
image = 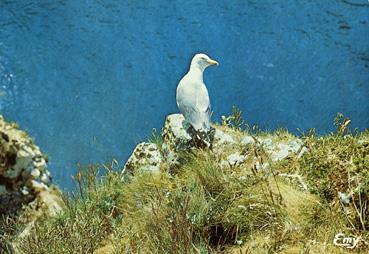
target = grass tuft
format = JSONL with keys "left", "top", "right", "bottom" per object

{"left": 1, "top": 112, "right": 368, "bottom": 253}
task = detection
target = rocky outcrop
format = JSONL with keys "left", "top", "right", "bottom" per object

{"left": 161, "top": 114, "right": 192, "bottom": 153}
{"left": 124, "top": 114, "right": 307, "bottom": 175}
{"left": 0, "top": 115, "right": 63, "bottom": 218}
{"left": 123, "top": 142, "right": 163, "bottom": 174}
{"left": 253, "top": 137, "right": 303, "bottom": 162}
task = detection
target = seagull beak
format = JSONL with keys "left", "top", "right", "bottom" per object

{"left": 207, "top": 59, "right": 219, "bottom": 66}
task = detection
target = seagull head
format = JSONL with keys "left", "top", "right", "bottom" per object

{"left": 190, "top": 53, "right": 219, "bottom": 72}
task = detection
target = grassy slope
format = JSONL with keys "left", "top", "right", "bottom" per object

{"left": 1, "top": 114, "right": 368, "bottom": 254}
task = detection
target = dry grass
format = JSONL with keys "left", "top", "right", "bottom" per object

{"left": 1, "top": 112, "right": 368, "bottom": 253}
{"left": 113, "top": 150, "right": 286, "bottom": 253}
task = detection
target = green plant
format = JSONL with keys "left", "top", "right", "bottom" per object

{"left": 222, "top": 106, "right": 245, "bottom": 130}
{"left": 148, "top": 128, "right": 164, "bottom": 149}
{"left": 334, "top": 112, "right": 351, "bottom": 139}
{"left": 114, "top": 151, "right": 286, "bottom": 253}
{"left": 2, "top": 113, "right": 369, "bottom": 253}
{"left": 13, "top": 161, "right": 124, "bottom": 254}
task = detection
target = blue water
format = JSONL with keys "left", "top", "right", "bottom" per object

{"left": 0, "top": 0, "right": 368, "bottom": 189}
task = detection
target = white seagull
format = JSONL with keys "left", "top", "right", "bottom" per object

{"left": 176, "top": 53, "right": 219, "bottom": 132}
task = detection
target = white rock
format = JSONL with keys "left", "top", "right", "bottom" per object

{"left": 162, "top": 114, "right": 191, "bottom": 143}
{"left": 20, "top": 144, "right": 36, "bottom": 157}
{"left": 123, "top": 142, "right": 163, "bottom": 174}
{"left": 162, "top": 143, "right": 178, "bottom": 166}
{"left": 213, "top": 129, "right": 235, "bottom": 146}
{"left": 261, "top": 138, "right": 273, "bottom": 148}
{"left": 33, "top": 159, "right": 46, "bottom": 169}
{"left": 256, "top": 137, "right": 303, "bottom": 162}
{"left": 227, "top": 152, "right": 247, "bottom": 166}
{"left": 255, "top": 161, "right": 270, "bottom": 170}
{"left": 31, "top": 180, "right": 48, "bottom": 192}
{"left": 30, "top": 168, "right": 41, "bottom": 178}
{"left": 0, "top": 115, "right": 61, "bottom": 221}
{"left": 21, "top": 186, "right": 29, "bottom": 195}
{"left": 161, "top": 114, "right": 194, "bottom": 161}
{"left": 338, "top": 191, "right": 351, "bottom": 205}
{"left": 241, "top": 135, "right": 255, "bottom": 145}
{"left": 40, "top": 173, "right": 51, "bottom": 184}
{"left": 270, "top": 143, "right": 293, "bottom": 161}
{"left": 288, "top": 140, "right": 302, "bottom": 151}
{"left": 270, "top": 140, "right": 302, "bottom": 161}
{"left": 6, "top": 150, "right": 34, "bottom": 178}
{"left": 39, "top": 190, "right": 64, "bottom": 217}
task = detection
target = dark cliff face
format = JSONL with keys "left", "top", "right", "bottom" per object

{"left": 0, "top": 0, "right": 368, "bottom": 187}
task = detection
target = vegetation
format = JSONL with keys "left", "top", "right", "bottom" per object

{"left": 1, "top": 112, "right": 368, "bottom": 253}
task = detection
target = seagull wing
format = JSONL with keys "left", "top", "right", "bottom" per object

{"left": 176, "top": 76, "right": 211, "bottom": 131}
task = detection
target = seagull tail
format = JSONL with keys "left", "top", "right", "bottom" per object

{"left": 189, "top": 113, "right": 211, "bottom": 132}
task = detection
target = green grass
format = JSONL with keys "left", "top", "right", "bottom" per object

{"left": 1, "top": 162, "right": 125, "bottom": 254}
{"left": 114, "top": 151, "right": 286, "bottom": 253}
{"left": 1, "top": 112, "right": 368, "bottom": 253}
{"left": 274, "top": 116, "right": 369, "bottom": 234}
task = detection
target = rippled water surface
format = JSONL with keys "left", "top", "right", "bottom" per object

{"left": 0, "top": 0, "right": 368, "bottom": 188}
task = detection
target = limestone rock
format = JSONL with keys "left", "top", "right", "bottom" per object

{"left": 221, "top": 152, "right": 247, "bottom": 167}
{"left": 123, "top": 114, "right": 306, "bottom": 176}
{"left": 268, "top": 140, "right": 302, "bottom": 161}
{"left": 213, "top": 129, "right": 236, "bottom": 147}
{"left": 123, "top": 142, "right": 163, "bottom": 174}
{"left": 252, "top": 136, "right": 303, "bottom": 162}
{"left": 241, "top": 135, "right": 255, "bottom": 146}
{"left": 260, "top": 138, "right": 273, "bottom": 148}
{"left": 254, "top": 161, "right": 270, "bottom": 170}
{"left": 0, "top": 115, "right": 63, "bottom": 217}
{"left": 160, "top": 114, "right": 198, "bottom": 167}
{"left": 161, "top": 114, "right": 192, "bottom": 153}
{"left": 161, "top": 114, "right": 236, "bottom": 152}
